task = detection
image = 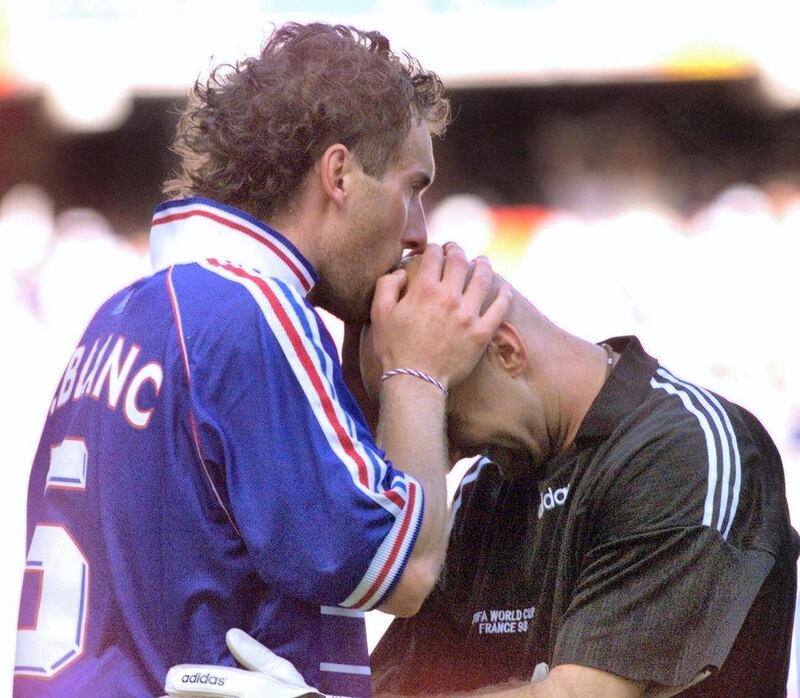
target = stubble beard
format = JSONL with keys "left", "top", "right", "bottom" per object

{"left": 311, "top": 196, "right": 397, "bottom": 324}
{"left": 309, "top": 270, "right": 375, "bottom": 325}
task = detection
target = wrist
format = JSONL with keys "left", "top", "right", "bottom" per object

{"left": 380, "top": 367, "right": 448, "bottom": 398}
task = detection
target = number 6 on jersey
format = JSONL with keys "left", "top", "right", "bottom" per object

{"left": 15, "top": 439, "right": 90, "bottom": 679}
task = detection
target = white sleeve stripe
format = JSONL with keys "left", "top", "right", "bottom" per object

{"left": 294, "top": 298, "right": 336, "bottom": 387}
{"left": 320, "top": 606, "right": 365, "bottom": 618}
{"left": 692, "top": 383, "right": 742, "bottom": 540}
{"left": 272, "top": 279, "right": 408, "bottom": 505}
{"left": 202, "top": 260, "right": 425, "bottom": 608}
{"left": 651, "top": 369, "right": 741, "bottom": 539}
{"left": 657, "top": 368, "right": 742, "bottom": 539}
{"left": 650, "top": 376, "right": 718, "bottom": 529}
{"left": 319, "top": 663, "right": 372, "bottom": 675}
{"left": 339, "top": 479, "right": 424, "bottom": 611}
{"left": 280, "top": 288, "right": 379, "bottom": 487}
{"left": 656, "top": 368, "right": 732, "bottom": 531}
{"left": 275, "top": 283, "right": 393, "bottom": 495}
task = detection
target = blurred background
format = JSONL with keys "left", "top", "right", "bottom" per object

{"left": 2, "top": 0, "right": 799, "bottom": 695}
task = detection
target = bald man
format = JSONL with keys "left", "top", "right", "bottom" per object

{"left": 363, "top": 259, "right": 799, "bottom": 697}
{"left": 166, "top": 259, "right": 799, "bottom": 698}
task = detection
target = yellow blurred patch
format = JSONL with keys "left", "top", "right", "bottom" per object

{"left": 658, "top": 45, "right": 756, "bottom": 80}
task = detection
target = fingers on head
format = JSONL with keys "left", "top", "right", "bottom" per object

{"left": 462, "top": 256, "right": 494, "bottom": 300}
{"left": 441, "top": 244, "right": 469, "bottom": 286}
{"left": 480, "top": 281, "right": 513, "bottom": 331}
{"left": 370, "top": 269, "right": 407, "bottom": 322}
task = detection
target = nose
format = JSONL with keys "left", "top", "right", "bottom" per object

{"left": 402, "top": 198, "right": 428, "bottom": 255}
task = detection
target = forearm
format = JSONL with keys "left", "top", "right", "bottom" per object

{"left": 368, "top": 245, "right": 509, "bottom": 615}
{"left": 375, "top": 681, "right": 534, "bottom": 698}
{"left": 377, "top": 664, "right": 645, "bottom": 698}
{"left": 376, "top": 375, "right": 449, "bottom": 616}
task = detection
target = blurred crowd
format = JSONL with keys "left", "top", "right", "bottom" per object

{"left": 1, "top": 184, "right": 149, "bottom": 473}
{"left": 2, "top": 175, "right": 799, "bottom": 694}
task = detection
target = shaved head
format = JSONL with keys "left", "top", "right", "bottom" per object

{"left": 360, "top": 253, "right": 534, "bottom": 404}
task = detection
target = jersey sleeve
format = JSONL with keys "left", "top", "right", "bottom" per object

{"left": 175, "top": 267, "right": 424, "bottom": 610}
{"left": 552, "top": 396, "right": 782, "bottom": 689}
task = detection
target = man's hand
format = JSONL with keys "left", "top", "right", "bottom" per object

{"left": 163, "top": 628, "right": 323, "bottom": 698}
{"left": 371, "top": 243, "right": 510, "bottom": 391}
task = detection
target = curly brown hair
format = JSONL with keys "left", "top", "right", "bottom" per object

{"left": 163, "top": 22, "right": 450, "bottom": 221}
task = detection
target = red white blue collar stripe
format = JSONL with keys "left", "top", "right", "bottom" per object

{"left": 150, "top": 197, "right": 318, "bottom": 294}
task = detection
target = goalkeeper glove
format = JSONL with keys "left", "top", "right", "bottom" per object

{"left": 164, "top": 628, "right": 324, "bottom": 698}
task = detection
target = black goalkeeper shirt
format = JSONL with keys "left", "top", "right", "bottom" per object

{"left": 372, "top": 337, "right": 799, "bottom": 697}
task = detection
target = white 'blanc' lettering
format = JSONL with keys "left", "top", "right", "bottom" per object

{"left": 49, "top": 334, "right": 163, "bottom": 429}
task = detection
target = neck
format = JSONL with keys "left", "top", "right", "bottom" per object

{"left": 265, "top": 207, "right": 326, "bottom": 273}
{"left": 246, "top": 180, "right": 329, "bottom": 274}
{"left": 531, "top": 330, "right": 612, "bottom": 458}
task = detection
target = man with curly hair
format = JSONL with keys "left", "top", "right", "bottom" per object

{"left": 13, "top": 23, "right": 510, "bottom": 698}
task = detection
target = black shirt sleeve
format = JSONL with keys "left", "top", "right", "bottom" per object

{"left": 553, "top": 524, "right": 775, "bottom": 687}
{"left": 553, "top": 402, "right": 792, "bottom": 689}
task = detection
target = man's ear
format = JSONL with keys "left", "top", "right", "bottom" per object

{"left": 318, "top": 143, "right": 355, "bottom": 208}
{"left": 488, "top": 321, "right": 526, "bottom": 378}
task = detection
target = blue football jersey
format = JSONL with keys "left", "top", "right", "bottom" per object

{"left": 14, "top": 198, "right": 424, "bottom": 697}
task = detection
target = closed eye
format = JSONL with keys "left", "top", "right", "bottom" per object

{"left": 410, "top": 174, "right": 432, "bottom": 194}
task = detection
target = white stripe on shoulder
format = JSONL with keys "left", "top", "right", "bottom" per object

{"left": 270, "top": 279, "right": 404, "bottom": 500}
{"left": 274, "top": 282, "right": 385, "bottom": 491}
{"left": 650, "top": 374, "right": 719, "bottom": 530}
{"left": 657, "top": 368, "right": 741, "bottom": 539}
{"left": 202, "top": 260, "right": 426, "bottom": 611}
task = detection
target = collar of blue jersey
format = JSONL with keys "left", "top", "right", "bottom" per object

{"left": 573, "top": 336, "right": 660, "bottom": 446}
{"left": 149, "top": 197, "right": 319, "bottom": 296}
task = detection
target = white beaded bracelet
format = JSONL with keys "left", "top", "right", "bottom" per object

{"left": 380, "top": 368, "right": 448, "bottom": 398}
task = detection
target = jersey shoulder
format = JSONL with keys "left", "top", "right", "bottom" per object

{"left": 586, "top": 365, "right": 789, "bottom": 552}
{"left": 166, "top": 261, "right": 311, "bottom": 359}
